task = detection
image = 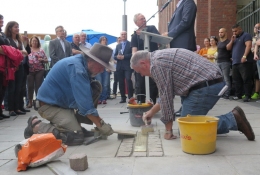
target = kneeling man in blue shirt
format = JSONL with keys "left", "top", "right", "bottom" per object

{"left": 24, "top": 43, "right": 115, "bottom": 145}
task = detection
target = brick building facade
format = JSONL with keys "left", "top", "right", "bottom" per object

{"left": 157, "top": 0, "right": 237, "bottom": 47}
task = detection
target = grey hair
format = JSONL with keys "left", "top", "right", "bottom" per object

{"left": 130, "top": 50, "right": 150, "bottom": 69}
{"left": 55, "top": 25, "right": 64, "bottom": 32}
{"left": 133, "top": 13, "right": 143, "bottom": 23}
{"left": 80, "top": 32, "right": 87, "bottom": 36}
{"left": 73, "top": 33, "right": 80, "bottom": 37}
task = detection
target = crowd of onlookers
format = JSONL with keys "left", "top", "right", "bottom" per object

{"left": 196, "top": 24, "right": 260, "bottom": 102}
{"left": 1, "top": 12, "right": 260, "bottom": 121}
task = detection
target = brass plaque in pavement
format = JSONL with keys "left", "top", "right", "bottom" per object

{"left": 134, "top": 132, "right": 147, "bottom": 152}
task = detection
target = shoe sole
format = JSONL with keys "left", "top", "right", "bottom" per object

{"left": 234, "top": 106, "right": 255, "bottom": 141}
{"left": 24, "top": 116, "right": 40, "bottom": 139}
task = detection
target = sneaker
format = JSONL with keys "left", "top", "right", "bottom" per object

{"left": 251, "top": 92, "right": 259, "bottom": 100}
{"left": 243, "top": 96, "right": 251, "bottom": 102}
{"left": 98, "top": 100, "right": 102, "bottom": 104}
{"left": 102, "top": 100, "right": 107, "bottom": 104}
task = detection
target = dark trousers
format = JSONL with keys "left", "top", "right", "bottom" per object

{"left": 107, "top": 72, "right": 111, "bottom": 98}
{"left": 20, "top": 69, "right": 28, "bottom": 109}
{"left": 27, "top": 70, "right": 44, "bottom": 100}
{"left": 232, "top": 62, "right": 254, "bottom": 98}
{"left": 135, "top": 72, "right": 158, "bottom": 104}
{"left": 118, "top": 69, "right": 133, "bottom": 99}
{"left": 7, "top": 64, "right": 24, "bottom": 111}
{"left": 113, "top": 71, "right": 119, "bottom": 95}
{"left": 0, "top": 72, "right": 6, "bottom": 114}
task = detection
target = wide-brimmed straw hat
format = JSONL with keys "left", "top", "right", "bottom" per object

{"left": 80, "top": 43, "right": 115, "bottom": 71}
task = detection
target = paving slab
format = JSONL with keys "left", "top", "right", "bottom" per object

{"left": 133, "top": 156, "right": 238, "bottom": 175}
{"left": 60, "top": 157, "right": 135, "bottom": 175}
{"left": 72, "top": 134, "right": 121, "bottom": 158}
{"left": 226, "top": 155, "right": 260, "bottom": 175}
{"left": 0, "top": 160, "right": 54, "bottom": 175}
{"left": 0, "top": 97, "right": 259, "bottom": 174}
{"left": 0, "top": 160, "right": 10, "bottom": 167}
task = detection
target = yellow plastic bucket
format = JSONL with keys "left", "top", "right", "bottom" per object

{"left": 177, "top": 115, "right": 219, "bottom": 155}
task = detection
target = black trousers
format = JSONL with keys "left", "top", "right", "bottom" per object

{"left": 232, "top": 62, "right": 254, "bottom": 98}
{"left": 113, "top": 71, "right": 119, "bottom": 95}
{"left": 0, "top": 72, "right": 6, "bottom": 114}
{"left": 7, "top": 64, "right": 24, "bottom": 111}
{"left": 134, "top": 72, "right": 158, "bottom": 104}
{"left": 118, "top": 69, "right": 134, "bottom": 99}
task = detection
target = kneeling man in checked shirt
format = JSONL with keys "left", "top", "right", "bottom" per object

{"left": 130, "top": 48, "right": 255, "bottom": 141}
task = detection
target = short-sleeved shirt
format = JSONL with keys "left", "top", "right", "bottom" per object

{"left": 232, "top": 32, "right": 253, "bottom": 65}
{"left": 71, "top": 42, "right": 81, "bottom": 51}
{"left": 131, "top": 25, "right": 160, "bottom": 52}
{"left": 217, "top": 39, "right": 231, "bottom": 63}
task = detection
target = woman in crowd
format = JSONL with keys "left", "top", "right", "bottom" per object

{"left": 198, "top": 38, "right": 210, "bottom": 58}
{"left": 4, "top": 21, "right": 28, "bottom": 116}
{"left": 206, "top": 36, "right": 218, "bottom": 63}
{"left": 95, "top": 36, "right": 110, "bottom": 104}
{"left": 26, "top": 36, "right": 48, "bottom": 108}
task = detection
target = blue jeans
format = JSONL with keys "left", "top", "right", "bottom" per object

{"left": 180, "top": 82, "right": 238, "bottom": 134}
{"left": 218, "top": 62, "right": 231, "bottom": 97}
{"left": 95, "top": 71, "right": 109, "bottom": 101}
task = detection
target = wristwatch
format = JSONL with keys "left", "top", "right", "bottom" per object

{"left": 242, "top": 55, "right": 247, "bottom": 61}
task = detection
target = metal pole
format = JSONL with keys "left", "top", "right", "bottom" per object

{"left": 122, "top": 0, "right": 127, "bottom": 32}
{"left": 144, "top": 33, "right": 150, "bottom": 102}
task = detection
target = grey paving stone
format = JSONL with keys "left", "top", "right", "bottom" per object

{"left": 122, "top": 138, "right": 135, "bottom": 142}
{"left": 0, "top": 160, "right": 54, "bottom": 175}
{"left": 133, "top": 152, "right": 147, "bottom": 157}
{"left": 226, "top": 155, "right": 260, "bottom": 175}
{"left": 148, "top": 148, "right": 163, "bottom": 152}
{"left": 47, "top": 161, "right": 77, "bottom": 174}
{"left": 118, "top": 148, "right": 132, "bottom": 152}
{"left": 120, "top": 144, "right": 133, "bottom": 148}
{"left": 0, "top": 159, "right": 10, "bottom": 167}
{"left": 148, "top": 152, "right": 163, "bottom": 157}
{"left": 117, "top": 152, "right": 132, "bottom": 157}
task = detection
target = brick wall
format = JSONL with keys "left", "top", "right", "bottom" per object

{"left": 158, "top": 0, "right": 237, "bottom": 47}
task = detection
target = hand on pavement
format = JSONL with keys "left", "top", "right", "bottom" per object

{"left": 96, "top": 119, "right": 114, "bottom": 136}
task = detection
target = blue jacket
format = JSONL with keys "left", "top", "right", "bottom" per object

{"left": 168, "top": 0, "right": 197, "bottom": 51}
{"left": 37, "top": 54, "right": 99, "bottom": 117}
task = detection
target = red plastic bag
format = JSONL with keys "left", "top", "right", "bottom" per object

{"left": 17, "top": 133, "right": 67, "bottom": 172}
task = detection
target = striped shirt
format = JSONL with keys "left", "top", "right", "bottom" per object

{"left": 150, "top": 48, "right": 222, "bottom": 124}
